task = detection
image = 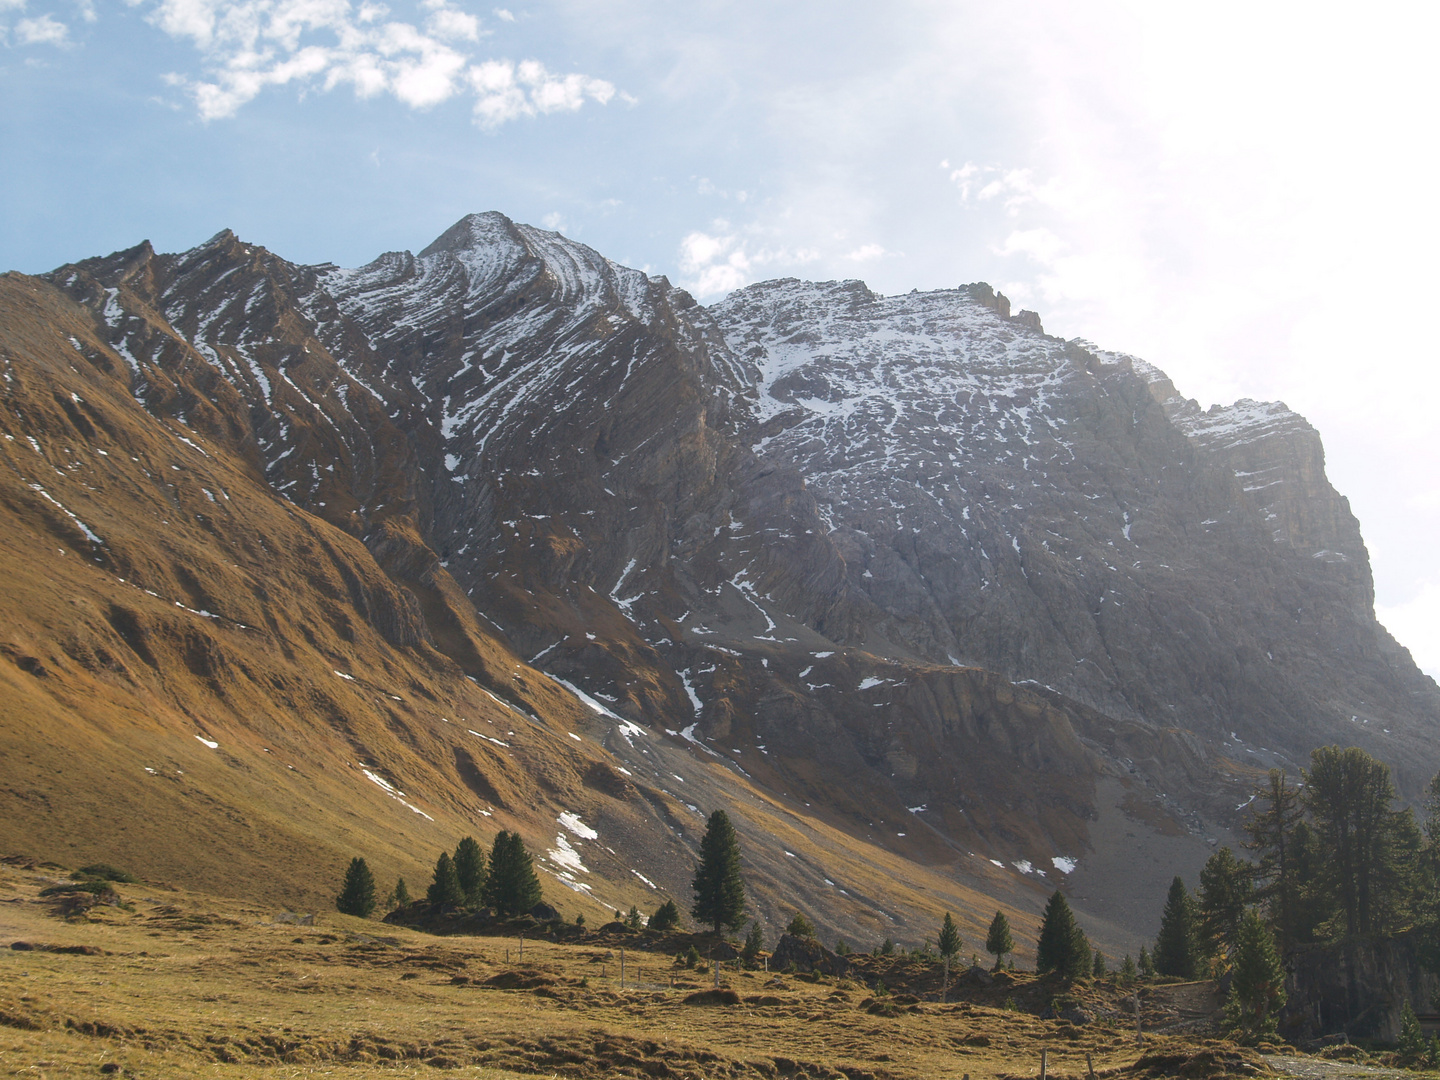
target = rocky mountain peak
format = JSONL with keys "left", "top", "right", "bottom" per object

{"left": 2, "top": 213, "right": 1436, "bottom": 949}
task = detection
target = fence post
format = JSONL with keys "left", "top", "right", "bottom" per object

{"left": 620, "top": 947, "right": 625, "bottom": 989}
{"left": 1040, "top": 1047, "right": 1048, "bottom": 1080}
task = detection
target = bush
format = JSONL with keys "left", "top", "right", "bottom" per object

{"left": 625, "top": 906, "right": 644, "bottom": 930}
{"left": 41, "top": 880, "right": 116, "bottom": 896}
{"left": 786, "top": 912, "right": 816, "bottom": 938}
{"left": 75, "top": 863, "right": 139, "bottom": 884}
{"left": 684, "top": 945, "right": 700, "bottom": 968}
{"left": 649, "top": 899, "right": 681, "bottom": 931}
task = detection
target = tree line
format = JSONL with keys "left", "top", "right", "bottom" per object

{"left": 336, "top": 829, "right": 544, "bottom": 920}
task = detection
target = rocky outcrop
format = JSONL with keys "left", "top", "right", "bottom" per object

{"left": 1284, "top": 934, "right": 1440, "bottom": 1044}
{"left": 770, "top": 933, "right": 850, "bottom": 975}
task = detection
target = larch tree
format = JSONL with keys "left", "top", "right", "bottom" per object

{"left": 938, "top": 912, "right": 963, "bottom": 959}
{"left": 691, "top": 809, "right": 746, "bottom": 934}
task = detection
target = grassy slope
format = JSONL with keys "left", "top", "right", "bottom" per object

{"left": 0, "top": 862, "right": 1283, "bottom": 1080}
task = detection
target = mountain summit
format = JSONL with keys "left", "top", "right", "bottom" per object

{"left": 1, "top": 213, "right": 1433, "bottom": 946}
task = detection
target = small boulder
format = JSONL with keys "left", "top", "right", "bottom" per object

{"left": 529, "top": 901, "right": 561, "bottom": 922}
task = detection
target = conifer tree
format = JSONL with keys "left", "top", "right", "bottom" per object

{"left": 385, "top": 875, "right": 411, "bottom": 911}
{"left": 1036, "top": 890, "right": 1088, "bottom": 978}
{"left": 1243, "top": 769, "right": 1304, "bottom": 948}
{"left": 741, "top": 920, "right": 764, "bottom": 963}
{"left": 938, "top": 912, "right": 962, "bottom": 959}
{"left": 691, "top": 809, "right": 746, "bottom": 934}
{"left": 1138, "top": 944, "right": 1154, "bottom": 977}
{"left": 453, "top": 836, "right": 487, "bottom": 906}
{"left": 1120, "top": 953, "right": 1137, "bottom": 986}
{"left": 336, "top": 856, "right": 376, "bottom": 917}
{"left": 649, "top": 899, "right": 681, "bottom": 931}
{"left": 1092, "top": 950, "right": 1107, "bottom": 977}
{"left": 1224, "top": 910, "right": 1287, "bottom": 1041}
{"left": 985, "top": 910, "right": 1014, "bottom": 970}
{"left": 1398, "top": 1001, "right": 1427, "bottom": 1065}
{"left": 482, "top": 831, "right": 542, "bottom": 916}
{"left": 1198, "top": 846, "right": 1253, "bottom": 959}
{"left": 1154, "top": 876, "right": 1200, "bottom": 978}
{"left": 626, "top": 905, "right": 643, "bottom": 929}
{"left": 1303, "top": 746, "right": 1418, "bottom": 937}
{"left": 786, "top": 911, "right": 816, "bottom": 938}
{"left": 428, "top": 851, "right": 464, "bottom": 907}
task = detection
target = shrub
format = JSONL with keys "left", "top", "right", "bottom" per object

{"left": 684, "top": 945, "right": 700, "bottom": 968}
{"left": 649, "top": 899, "right": 681, "bottom": 931}
{"left": 786, "top": 912, "right": 816, "bottom": 938}
{"left": 76, "top": 863, "right": 139, "bottom": 884}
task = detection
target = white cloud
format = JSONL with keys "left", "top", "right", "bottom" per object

{"left": 541, "top": 211, "right": 565, "bottom": 232}
{"left": 425, "top": 5, "right": 476, "bottom": 41}
{"left": 137, "top": 0, "right": 614, "bottom": 124}
{"left": 676, "top": 222, "right": 822, "bottom": 298}
{"left": 492, "top": 5, "right": 511, "bottom": 20}
{"left": 468, "top": 58, "right": 614, "bottom": 129}
{"left": 843, "top": 243, "right": 886, "bottom": 262}
{"left": 16, "top": 11, "right": 67, "bottom": 42}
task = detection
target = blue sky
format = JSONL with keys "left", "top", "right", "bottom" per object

{"left": 4, "top": 0, "right": 1438, "bottom": 676}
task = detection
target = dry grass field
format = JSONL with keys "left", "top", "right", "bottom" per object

{"left": 0, "top": 859, "right": 1303, "bottom": 1080}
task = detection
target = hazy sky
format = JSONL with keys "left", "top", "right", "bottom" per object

{"left": 4, "top": 1, "right": 1437, "bottom": 677}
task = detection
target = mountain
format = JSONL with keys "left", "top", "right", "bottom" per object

{"left": 1, "top": 212, "right": 1434, "bottom": 950}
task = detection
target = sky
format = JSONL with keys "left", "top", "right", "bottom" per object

{"left": 3, "top": 0, "right": 1438, "bottom": 678}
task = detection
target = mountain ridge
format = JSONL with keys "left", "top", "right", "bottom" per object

{"left": 1, "top": 212, "right": 1434, "bottom": 952}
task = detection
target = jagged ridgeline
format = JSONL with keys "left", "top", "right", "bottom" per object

{"left": 0, "top": 213, "right": 1435, "bottom": 948}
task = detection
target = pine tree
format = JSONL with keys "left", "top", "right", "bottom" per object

{"left": 691, "top": 809, "right": 746, "bottom": 934}
{"left": 1243, "top": 769, "right": 1304, "bottom": 948}
{"left": 1303, "top": 745, "right": 1417, "bottom": 938}
{"left": 985, "top": 910, "right": 1014, "bottom": 970}
{"left": 650, "top": 899, "right": 681, "bottom": 931}
{"left": 1198, "top": 846, "right": 1253, "bottom": 959}
{"left": 427, "top": 852, "right": 464, "bottom": 907}
{"left": 1398, "top": 1000, "right": 1426, "bottom": 1065}
{"left": 1092, "top": 950, "right": 1107, "bottom": 977}
{"left": 384, "top": 875, "right": 411, "bottom": 911}
{"left": 1225, "top": 911, "right": 1286, "bottom": 1041}
{"left": 1154, "top": 876, "right": 1200, "bottom": 978}
{"left": 626, "top": 905, "right": 643, "bottom": 929}
{"left": 453, "top": 836, "right": 487, "bottom": 906}
{"left": 482, "top": 831, "right": 543, "bottom": 916}
{"left": 741, "top": 920, "right": 764, "bottom": 962}
{"left": 1120, "top": 954, "right": 1137, "bottom": 986}
{"left": 336, "top": 857, "right": 376, "bottom": 917}
{"left": 938, "top": 912, "right": 962, "bottom": 959}
{"left": 786, "top": 911, "right": 816, "bottom": 938}
{"left": 1036, "top": 891, "right": 1088, "bottom": 979}
{"left": 1138, "top": 944, "right": 1154, "bottom": 977}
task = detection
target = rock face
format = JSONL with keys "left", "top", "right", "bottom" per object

{"left": 0, "top": 212, "right": 1436, "bottom": 946}
{"left": 1285, "top": 933, "right": 1440, "bottom": 1043}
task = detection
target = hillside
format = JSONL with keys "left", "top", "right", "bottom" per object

{"left": 1, "top": 213, "right": 1434, "bottom": 952}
